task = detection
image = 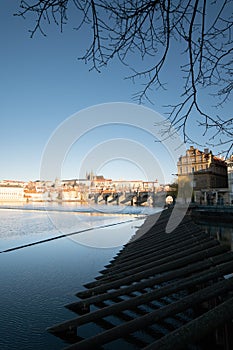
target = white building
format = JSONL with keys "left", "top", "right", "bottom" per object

{"left": 24, "top": 189, "right": 49, "bottom": 201}
{"left": 226, "top": 155, "right": 233, "bottom": 204}
{"left": 0, "top": 185, "right": 25, "bottom": 201}
{"left": 62, "top": 189, "right": 81, "bottom": 201}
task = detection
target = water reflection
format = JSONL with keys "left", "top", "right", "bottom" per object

{"left": 0, "top": 208, "right": 142, "bottom": 350}
{"left": 196, "top": 220, "right": 233, "bottom": 251}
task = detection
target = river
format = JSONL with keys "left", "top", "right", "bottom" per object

{"left": 1, "top": 204, "right": 232, "bottom": 350}
{"left": 0, "top": 203, "right": 158, "bottom": 350}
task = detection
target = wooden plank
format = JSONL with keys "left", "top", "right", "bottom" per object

{"left": 94, "top": 240, "right": 219, "bottom": 283}
{"left": 48, "top": 209, "right": 233, "bottom": 349}
{"left": 143, "top": 295, "right": 233, "bottom": 350}
{"left": 62, "top": 278, "right": 233, "bottom": 349}
{"left": 83, "top": 245, "right": 227, "bottom": 291}
{"left": 108, "top": 219, "right": 201, "bottom": 263}
{"left": 67, "top": 258, "right": 233, "bottom": 313}
{"left": 102, "top": 234, "right": 210, "bottom": 272}
{"left": 49, "top": 260, "right": 233, "bottom": 335}
{"left": 110, "top": 226, "right": 203, "bottom": 262}
{"left": 113, "top": 216, "right": 198, "bottom": 249}
{"left": 77, "top": 249, "right": 232, "bottom": 300}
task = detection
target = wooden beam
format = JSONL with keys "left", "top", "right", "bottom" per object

{"left": 62, "top": 278, "right": 233, "bottom": 349}
{"left": 77, "top": 248, "right": 231, "bottom": 300}
{"left": 66, "top": 259, "right": 233, "bottom": 313}
{"left": 83, "top": 245, "right": 227, "bottom": 291}
{"left": 95, "top": 240, "right": 219, "bottom": 283}
{"left": 143, "top": 295, "right": 233, "bottom": 350}
{"left": 48, "top": 261, "right": 233, "bottom": 336}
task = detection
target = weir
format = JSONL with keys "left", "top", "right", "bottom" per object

{"left": 47, "top": 208, "right": 233, "bottom": 349}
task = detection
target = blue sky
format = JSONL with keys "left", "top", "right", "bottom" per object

{"left": 1, "top": 2, "right": 231, "bottom": 183}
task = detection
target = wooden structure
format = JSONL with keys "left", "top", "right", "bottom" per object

{"left": 48, "top": 209, "right": 233, "bottom": 349}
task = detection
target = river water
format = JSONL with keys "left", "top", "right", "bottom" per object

{"left": 1, "top": 204, "right": 232, "bottom": 350}
{"left": 0, "top": 203, "right": 158, "bottom": 350}
{"left": 197, "top": 220, "right": 233, "bottom": 251}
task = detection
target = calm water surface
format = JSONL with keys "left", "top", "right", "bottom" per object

{"left": 197, "top": 220, "right": 233, "bottom": 251}
{"left": 2, "top": 204, "right": 231, "bottom": 350}
{"left": 0, "top": 205, "right": 150, "bottom": 350}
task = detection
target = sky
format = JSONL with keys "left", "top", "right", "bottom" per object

{"left": 1, "top": 2, "right": 232, "bottom": 184}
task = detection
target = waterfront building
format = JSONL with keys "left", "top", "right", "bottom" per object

{"left": 24, "top": 181, "right": 49, "bottom": 201}
{"left": 24, "top": 189, "right": 49, "bottom": 201}
{"left": 177, "top": 146, "right": 228, "bottom": 204}
{"left": 62, "top": 188, "right": 81, "bottom": 201}
{"left": 0, "top": 184, "right": 25, "bottom": 201}
{"left": 61, "top": 179, "right": 79, "bottom": 187}
{"left": 110, "top": 179, "right": 144, "bottom": 192}
{"left": 0, "top": 179, "right": 25, "bottom": 187}
{"left": 0, "top": 176, "right": 167, "bottom": 205}
{"left": 91, "top": 175, "right": 112, "bottom": 191}
{"left": 226, "top": 155, "right": 233, "bottom": 204}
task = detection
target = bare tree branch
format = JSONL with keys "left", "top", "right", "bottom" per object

{"left": 15, "top": 0, "right": 233, "bottom": 155}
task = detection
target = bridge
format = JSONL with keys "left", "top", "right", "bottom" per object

{"left": 88, "top": 190, "right": 171, "bottom": 207}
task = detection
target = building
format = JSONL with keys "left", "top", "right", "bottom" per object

{"left": 0, "top": 184, "right": 25, "bottom": 201}
{"left": 24, "top": 189, "right": 49, "bottom": 201}
{"left": 226, "top": 155, "right": 233, "bottom": 204}
{"left": 62, "top": 188, "right": 82, "bottom": 201}
{"left": 177, "top": 146, "right": 228, "bottom": 204}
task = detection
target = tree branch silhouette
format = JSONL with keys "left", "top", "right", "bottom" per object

{"left": 16, "top": 0, "right": 233, "bottom": 155}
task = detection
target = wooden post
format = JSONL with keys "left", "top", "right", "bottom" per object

{"left": 65, "top": 259, "right": 233, "bottom": 312}
{"left": 62, "top": 279, "right": 233, "bottom": 350}
{"left": 84, "top": 245, "right": 227, "bottom": 290}
{"left": 143, "top": 296, "right": 233, "bottom": 350}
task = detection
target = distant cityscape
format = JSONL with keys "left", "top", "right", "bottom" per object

{"left": 0, "top": 146, "right": 232, "bottom": 206}
{"left": 0, "top": 175, "right": 168, "bottom": 206}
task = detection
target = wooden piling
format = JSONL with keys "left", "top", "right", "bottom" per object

{"left": 47, "top": 209, "right": 233, "bottom": 349}
{"left": 95, "top": 240, "right": 219, "bottom": 282}
{"left": 143, "top": 296, "right": 233, "bottom": 350}
{"left": 104, "top": 231, "right": 208, "bottom": 271}
{"left": 62, "top": 278, "right": 233, "bottom": 350}
{"left": 49, "top": 261, "right": 233, "bottom": 335}
{"left": 82, "top": 245, "right": 227, "bottom": 292}
{"left": 102, "top": 235, "right": 212, "bottom": 272}
{"left": 66, "top": 259, "right": 233, "bottom": 313}
{"left": 76, "top": 247, "right": 230, "bottom": 300}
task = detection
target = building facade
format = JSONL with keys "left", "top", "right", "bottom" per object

{"left": 177, "top": 146, "right": 228, "bottom": 204}
{"left": 226, "top": 155, "right": 233, "bottom": 204}
{"left": 0, "top": 185, "right": 25, "bottom": 201}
